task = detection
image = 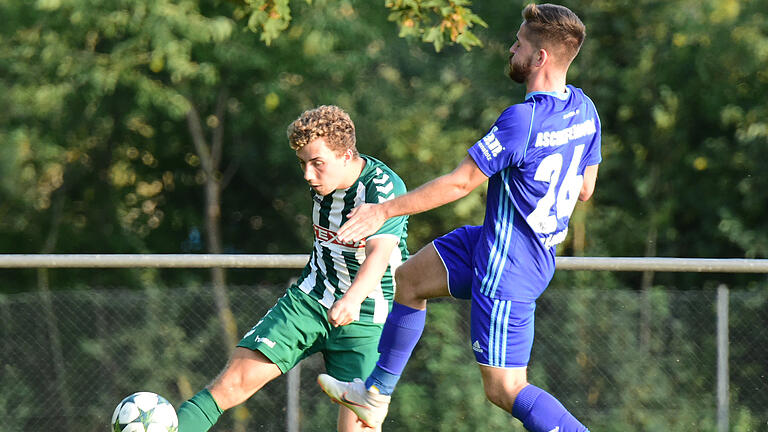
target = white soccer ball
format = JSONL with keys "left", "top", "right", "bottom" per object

{"left": 111, "top": 391, "right": 178, "bottom": 432}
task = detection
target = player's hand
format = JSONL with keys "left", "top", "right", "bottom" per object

{"left": 337, "top": 203, "right": 387, "bottom": 243}
{"left": 327, "top": 297, "right": 360, "bottom": 327}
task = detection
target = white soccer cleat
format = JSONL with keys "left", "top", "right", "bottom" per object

{"left": 317, "top": 374, "right": 391, "bottom": 429}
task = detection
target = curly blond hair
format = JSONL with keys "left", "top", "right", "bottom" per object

{"left": 287, "top": 105, "right": 358, "bottom": 157}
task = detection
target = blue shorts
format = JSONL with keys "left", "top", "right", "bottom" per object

{"left": 433, "top": 225, "right": 536, "bottom": 367}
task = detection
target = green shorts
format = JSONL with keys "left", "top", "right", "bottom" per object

{"left": 238, "top": 285, "right": 384, "bottom": 381}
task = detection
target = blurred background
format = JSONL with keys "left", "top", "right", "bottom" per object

{"left": 1, "top": 0, "right": 767, "bottom": 430}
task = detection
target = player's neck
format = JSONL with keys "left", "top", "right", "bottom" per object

{"left": 525, "top": 69, "right": 567, "bottom": 94}
{"left": 339, "top": 156, "right": 366, "bottom": 190}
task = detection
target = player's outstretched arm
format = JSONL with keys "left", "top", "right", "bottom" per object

{"left": 337, "top": 156, "right": 488, "bottom": 243}
{"left": 327, "top": 236, "right": 400, "bottom": 327}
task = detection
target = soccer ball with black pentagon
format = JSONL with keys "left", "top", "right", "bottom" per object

{"left": 111, "top": 391, "right": 178, "bottom": 432}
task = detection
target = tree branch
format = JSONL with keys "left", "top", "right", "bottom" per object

{"left": 186, "top": 103, "right": 213, "bottom": 175}
{"left": 211, "top": 88, "right": 228, "bottom": 170}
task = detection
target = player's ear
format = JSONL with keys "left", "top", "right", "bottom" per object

{"left": 535, "top": 48, "right": 548, "bottom": 67}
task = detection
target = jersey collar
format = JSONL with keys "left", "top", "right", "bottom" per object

{"left": 525, "top": 86, "right": 571, "bottom": 101}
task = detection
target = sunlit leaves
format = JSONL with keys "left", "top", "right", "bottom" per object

{"left": 243, "top": 0, "right": 293, "bottom": 45}
{"left": 386, "top": 0, "right": 487, "bottom": 51}
{"left": 236, "top": 0, "right": 486, "bottom": 51}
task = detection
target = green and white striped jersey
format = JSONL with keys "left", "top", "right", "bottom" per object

{"left": 296, "top": 154, "right": 409, "bottom": 323}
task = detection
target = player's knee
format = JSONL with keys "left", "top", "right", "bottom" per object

{"left": 482, "top": 376, "right": 528, "bottom": 413}
{"left": 210, "top": 369, "right": 245, "bottom": 399}
{"left": 209, "top": 365, "right": 261, "bottom": 409}
{"left": 394, "top": 265, "right": 419, "bottom": 300}
{"left": 483, "top": 383, "right": 510, "bottom": 412}
{"left": 394, "top": 263, "right": 413, "bottom": 288}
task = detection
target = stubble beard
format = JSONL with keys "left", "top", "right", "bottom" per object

{"left": 508, "top": 56, "right": 532, "bottom": 84}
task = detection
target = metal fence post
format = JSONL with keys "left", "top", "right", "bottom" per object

{"left": 717, "top": 284, "right": 729, "bottom": 432}
{"left": 287, "top": 361, "right": 301, "bottom": 432}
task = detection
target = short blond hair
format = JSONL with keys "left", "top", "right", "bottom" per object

{"left": 287, "top": 105, "right": 358, "bottom": 156}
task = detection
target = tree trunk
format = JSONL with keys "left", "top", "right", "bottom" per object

{"left": 640, "top": 224, "right": 657, "bottom": 349}
{"left": 187, "top": 91, "right": 247, "bottom": 432}
{"left": 186, "top": 93, "right": 239, "bottom": 352}
{"left": 37, "top": 194, "right": 72, "bottom": 430}
{"left": 205, "top": 174, "right": 238, "bottom": 351}
{"left": 571, "top": 202, "right": 589, "bottom": 256}
{"left": 639, "top": 165, "right": 660, "bottom": 350}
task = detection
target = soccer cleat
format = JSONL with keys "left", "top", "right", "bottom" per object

{"left": 317, "top": 374, "right": 391, "bottom": 428}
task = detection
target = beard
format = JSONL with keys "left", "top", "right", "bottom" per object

{"left": 508, "top": 56, "right": 533, "bottom": 83}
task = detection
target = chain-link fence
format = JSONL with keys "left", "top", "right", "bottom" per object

{"left": 2, "top": 283, "right": 768, "bottom": 432}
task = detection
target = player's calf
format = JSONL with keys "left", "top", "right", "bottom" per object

{"left": 512, "top": 384, "right": 589, "bottom": 432}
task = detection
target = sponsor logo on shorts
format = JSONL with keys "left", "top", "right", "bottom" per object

{"left": 472, "top": 340, "right": 484, "bottom": 353}
{"left": 254, "top": 336, "right": 276, "bottom": 348}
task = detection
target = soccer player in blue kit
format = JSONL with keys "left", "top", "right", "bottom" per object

{"left": 318, "top": 3, "right": 600, "bottom": 432}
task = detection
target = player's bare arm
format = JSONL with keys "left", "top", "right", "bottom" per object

{"left": 327, "top": 236, "right": 400, "bottom": 327}
{"left": 336, "top": 156, "right": 489, "bottom": 243}
{"left": 579, "top": 164, "right": 599, "bottom": 201}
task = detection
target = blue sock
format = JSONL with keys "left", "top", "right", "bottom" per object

{"left": 364, "top": 302, "right": 426, "bottom": 395}
{"left": 512, "top": 385, "right": 589, "bottom": 432}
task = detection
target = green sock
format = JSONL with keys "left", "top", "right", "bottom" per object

{"left": 177, "top": 389, "right": 223, "bottom": 432}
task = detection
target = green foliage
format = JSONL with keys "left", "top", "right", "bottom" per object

{"left": 5, "top": 0, "right": 763, "bottom": 288}
{"left": 2, "top": 0, "right": 768, "bottom": 428}
{"left": 534, "top": 286, "right": 721, "bottom": 430}
{"left": 0, "top": 363, "right": 34, "bottom": 431}
{"left": 242, "top": 0, "right": 294, "bottom": 45}
{"left": 235, "top": 0, "right": 487, "bottom": 51}
{"left": 578, "top": 0, "right": 768, "bottom": 257}
{"left": 385, "top": 0, "right": 488, "bottom": 51}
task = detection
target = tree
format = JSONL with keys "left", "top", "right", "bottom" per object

{"left": 236, "top": 0, "right": 487, "bottom": 51}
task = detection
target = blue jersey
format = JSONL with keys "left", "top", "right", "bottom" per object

{"left": 467, "top": 85, "right": 601, "bottom": 301}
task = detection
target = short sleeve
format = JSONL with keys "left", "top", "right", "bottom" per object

{"left": 468, "top": 104, "right": 534, "bottom": 176}
{"left": 364, "top": 166, "right": 408, "bottom": 239}
{"left": 584, "top": 102, "right": 602, "bottom": 166}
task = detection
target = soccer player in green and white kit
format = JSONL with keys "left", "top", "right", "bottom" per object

{"left": 176, "top": 105, "right": 409, "bottom": 432}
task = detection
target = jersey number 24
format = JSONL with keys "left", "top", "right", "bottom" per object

{"left": 526, "top": 144, "right": 585, "bottom": 234}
